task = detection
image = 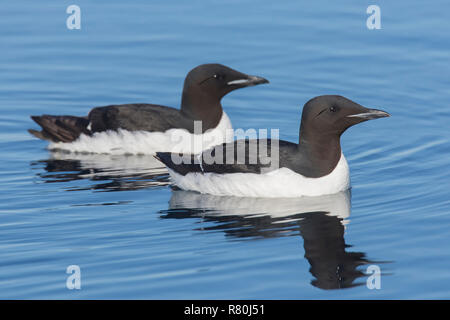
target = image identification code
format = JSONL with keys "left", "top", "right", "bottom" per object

{"left": 184, "top": 304, "right": 264, "bottom": 317}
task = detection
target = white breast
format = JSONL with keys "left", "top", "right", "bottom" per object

{"left": 168, "top": 153, "right": 351, "bottom": 198}
{"left": 48, "top": 112, "right": 233, "bottom": 155}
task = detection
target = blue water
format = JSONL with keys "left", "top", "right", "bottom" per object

{"left": 1, "top": 0, "right": 449, "bottom": 299}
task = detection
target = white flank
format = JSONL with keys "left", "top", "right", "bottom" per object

{"left": 168, "top": 153, "right": 351, "bottom": 198}
{"left": 48, "top": 112, "right": 233, "bottom": 155}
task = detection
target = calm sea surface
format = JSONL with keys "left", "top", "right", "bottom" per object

{"left": 0, "top": 1, "right": 449, "bottom": 299}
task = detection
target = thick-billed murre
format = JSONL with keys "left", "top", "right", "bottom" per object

{"left": 155, "top": 95, "right": 390, "bottom": 197}
{"left": 28, "top": 64, "right": 268, "bottom": 155}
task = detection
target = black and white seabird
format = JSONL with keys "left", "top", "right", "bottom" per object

{"left": 28, "top": 64, "right": 268, "bottom": 155}
{"left": 155, "top": 95, "right": 390, "bottom": 197}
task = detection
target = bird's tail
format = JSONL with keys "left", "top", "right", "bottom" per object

{"left": 154, "top": 152, "right": 203, "bottom": 176}
{"left": 29, "top": 115, "right": 90, "bottom": 143}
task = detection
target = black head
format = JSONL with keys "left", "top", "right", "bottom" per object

{"left": 183, "top": 63, "right": 269, "bottom": 99}
{"left": 300, "top": 95, "right": 390, "bottom": 140}
{"left": 292, "top": 95, "right": 390, "bottom": 177}
{"left": 180, "top": 64, "right": 268, "bottom": 129}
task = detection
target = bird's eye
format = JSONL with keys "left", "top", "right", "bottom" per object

{"left": 329, "top": 106, "right": 337, "bottom": 112}
{"left": 214, "top": 74, "right": 225, "bottom": 80}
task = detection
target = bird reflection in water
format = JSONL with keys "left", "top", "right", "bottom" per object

{"left": 31, "top": 150, "right": 170, "bottom": 192}
{"left": 31, "top": 152, "right": 380, "bottom": 289}
{"left": 161, "top": 190, "right": 378, "bottom": 290}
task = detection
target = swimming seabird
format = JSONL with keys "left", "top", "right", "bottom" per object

{"left": 155, "top": 95, "right": 390, "bottom": 197}
{"left": 28, "top": 64, "right": 268, "bottom": 155}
